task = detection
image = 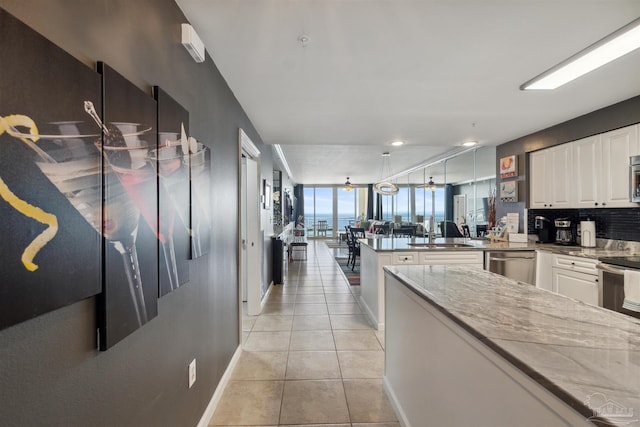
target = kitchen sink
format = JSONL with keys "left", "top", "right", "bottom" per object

{"left": 407, "top": 243, "right": 474, "bottom": 248}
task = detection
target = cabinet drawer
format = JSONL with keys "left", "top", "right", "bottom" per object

{"left": 552, "top": 268, "right": 599, "bottom": 306}
{"left": 393, "top": 252, "right": 419, "bottom": 265}
{"left": 553, "top": 255, "right": 598, "bottom": 275}
{"left": 419, "top": 251, "right": 484, "bottom": 265}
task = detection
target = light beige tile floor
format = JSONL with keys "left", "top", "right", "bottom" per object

{"left": 209, "top": 241, "right": 399, "bottom": 427}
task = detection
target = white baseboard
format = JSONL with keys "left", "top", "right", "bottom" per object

{"left": 383, "top": 375, "right": 410, "bottom": 427}
{"left": 197, "top": 345, "right": 242, "bottom": 427}
{"left": 359, "top": 295, "right": 384, "bottom": 330}
{"left": 262, "top": 281, "right": 275, "bottom": 307}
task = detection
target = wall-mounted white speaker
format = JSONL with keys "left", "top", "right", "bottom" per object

{"left": 181, "top": 23, "right": 205, "bottom": 63}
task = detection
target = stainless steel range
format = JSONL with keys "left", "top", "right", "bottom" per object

{"left": 597, "top": 256, "right": 640, "bottom": 319}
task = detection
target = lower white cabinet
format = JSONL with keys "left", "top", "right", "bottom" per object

{"left": 535, "top": 250, "right": 553, "bottom": 291}
{"left": 392, "top": 252, "right": 419, "bottom": 264}
{"left": 552, "top": 268, "right": 599, "bottom": 306}
{"left": 360, "top": 247, "right": 483, "bottom": 330}
{"left": 550, "top": 255, "right": 599, "bottom": 306}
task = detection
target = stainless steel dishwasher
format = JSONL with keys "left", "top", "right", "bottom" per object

{"left": 485, "top": 251, "right": 536, "bottom": 285}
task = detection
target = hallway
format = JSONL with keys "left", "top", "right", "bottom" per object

{"left": 208, "top": 240, "right": 399, "bottom": 426}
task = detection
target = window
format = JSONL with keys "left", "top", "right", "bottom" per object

{"left": 302, "top": 185, "right": 370, "bottom": 238}
{"left": 337, "top": 188, "right": 356, "bottom": 233}
{"left": 303, "top": 187, "right": 333, "bottom": 237}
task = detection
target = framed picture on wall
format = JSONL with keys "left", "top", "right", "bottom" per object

{"left": 500, "top": 180, "right": 518, "bottom": 202}
{"left": 499, "top": 155, "right": 517, "bottom": 178}
{"left": 263, "top": 179, "right": 271, "bottom": 209}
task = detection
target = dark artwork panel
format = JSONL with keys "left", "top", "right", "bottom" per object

{"left": 190, "top": 138, "right": 211, "bottom": 258}
{"left": 0, "top": 9, "right": 101, "bottom": 330}
{"left": 97, "top": 62, "right": 159, "bottom": 350}
{"left": 153, "top": 87, "right": 190, "bottom": 296}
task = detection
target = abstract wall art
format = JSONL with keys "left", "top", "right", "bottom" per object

{"left": 153, "top": 86, "right": 191, "bottom": 294}
{"left": 0, "top": 9, "right": 102, "bottom": 330}
{"left": 97, "top": 62, "right": 159, "bottom": 350}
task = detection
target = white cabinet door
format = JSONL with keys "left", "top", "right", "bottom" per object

{"left": 600, "top": 124, "right": 639, "bottom": 208}
{"left": 549, "top": 144, "right": 573, "bottom": 208}
{"left": 419, "top": 251, "right": 483, "bottom": 266}
{"left": 552, "top": 268, "right": 598, "bottom": 306}
{"left": 535, "top": 250, "right": 553, "bottom": 291}
{"left": 530, "top": 144, "right": 573, "bottom": 208}
{"left": 574, "top": 135, "right": 601, "bottom": 208}
{"left": 530, "top": 150, "right": 549, "bottom": 208}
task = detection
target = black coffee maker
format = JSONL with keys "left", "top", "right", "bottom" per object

{"left": 535, "top": 216, "right": 555, "bottom": 243}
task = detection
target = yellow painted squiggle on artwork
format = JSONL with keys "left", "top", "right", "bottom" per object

{"left": 0, "top": 115, "right": 58, "bottom": 272}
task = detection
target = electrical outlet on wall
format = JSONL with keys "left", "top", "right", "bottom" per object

{"left": 189, "top": 359, "right": 196, "bottom": 388}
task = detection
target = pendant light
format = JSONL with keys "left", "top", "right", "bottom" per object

{"left": 374, "top": 152, "right": 399, "bottom": 196}
{"left": 343, "top": 177, "right": 353, "bottom": 192}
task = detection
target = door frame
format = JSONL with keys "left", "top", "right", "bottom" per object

{"left": 238, "top": 129, "right": 262, "bottom": 344}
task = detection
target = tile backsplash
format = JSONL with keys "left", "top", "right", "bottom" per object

{"left": 528, "top": 208, "right": 640, "bottom": 242}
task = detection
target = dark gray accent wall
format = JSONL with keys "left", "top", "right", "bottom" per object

{"left": 0, "top": 1, "right": 271, "bottom": 425}
{"left": 496, "top": 95, "right": 640, "bottom": 230}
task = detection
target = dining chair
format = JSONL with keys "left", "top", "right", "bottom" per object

{"left": 317, "top": 220, "right": 328, "bottom": 237}
{"left": 350, "top": 227, "right": 366, "bottom": 239}
{"left": 347, "top": 234, "right": 361, "bottom": 270}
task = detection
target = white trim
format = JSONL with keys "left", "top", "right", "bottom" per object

{"left": 197, "top": 345, "right": 242, "bottom": 427}
{"left": 383, "top": 375, "right": 410, "bottom": 427}
{"left": 239, "top": 128, "right": 260, "bottom": 159}
{"left": 273, "top": 144, "right": 294, "bottom": 181}
{"left": 359, "top": 294, "right": 384, "bottom": 331}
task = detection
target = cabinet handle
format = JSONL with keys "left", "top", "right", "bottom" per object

{"left": 595, "top": 202, "right": 598, "bottom": 206}
{"left": 549, "top": 204, "right": 552, "bottom": 207}
{"left": 602, "top": 202, "right": 606, "bottom": 206}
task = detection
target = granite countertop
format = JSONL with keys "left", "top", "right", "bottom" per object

{"left": 385, "top": 264, "right": 640, "bottom": 424}
{"left": 360, "top": 236, "right": 638, "bottom": 260}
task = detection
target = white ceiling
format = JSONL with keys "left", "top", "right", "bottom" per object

{"left": 176, "top": 0, "right": 640, "bottom": 185}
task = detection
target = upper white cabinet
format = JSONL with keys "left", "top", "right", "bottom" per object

{"left": 531, "top": 124, "right": 639, "bottom": 209}
{"left": 575, "top": 126, "right": 639, "bottom": 208}
{"left": 574, "top": 135, "right": 601, "bottom": 207}
{"left": 601, "top": 125, "right": 639, "bottom": 207}
{"left": 530, "top": 143, "right": 573, "bottom": 209}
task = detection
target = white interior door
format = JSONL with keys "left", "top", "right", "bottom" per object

{"left": 242, "top": 156, "right": 261, "bottom": 316}
{"left": 241, "top": 159, "right": 248, "bottom": 303}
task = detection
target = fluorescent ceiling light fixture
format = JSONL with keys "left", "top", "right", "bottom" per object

{"left": 391, "top": 140, "right": 405, "bottom": 146}
{"left": 462, "top": 141, "right": 478, "bottom": 147}
{"left": 273, "top": 144, "right": 294, "bottom": 181}
{"left": 521, "top": 17, "right": 640, "bottom": 90}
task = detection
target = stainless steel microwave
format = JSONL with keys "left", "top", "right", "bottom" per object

{"left": 631, "top": 155, "right": 640, "bottom": 202}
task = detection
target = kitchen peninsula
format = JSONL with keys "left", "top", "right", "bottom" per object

{"left": 383, "top": 264, "right": 640, "bottom": 427}
{"left": 359, "top": 237, "right": 634, "bottom": 330}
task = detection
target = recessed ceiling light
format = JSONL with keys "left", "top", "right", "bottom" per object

{"left": 521, "top": 17, "right": 640, "bottom": 90}
{"left": 298, "top": 35, "right": 310, "bottom": 47}
{"left": 391, "top": 140, "right": 404, "bottom": 146}
{"left": 462, "top": 141, "right": 478, "bottom": 147}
